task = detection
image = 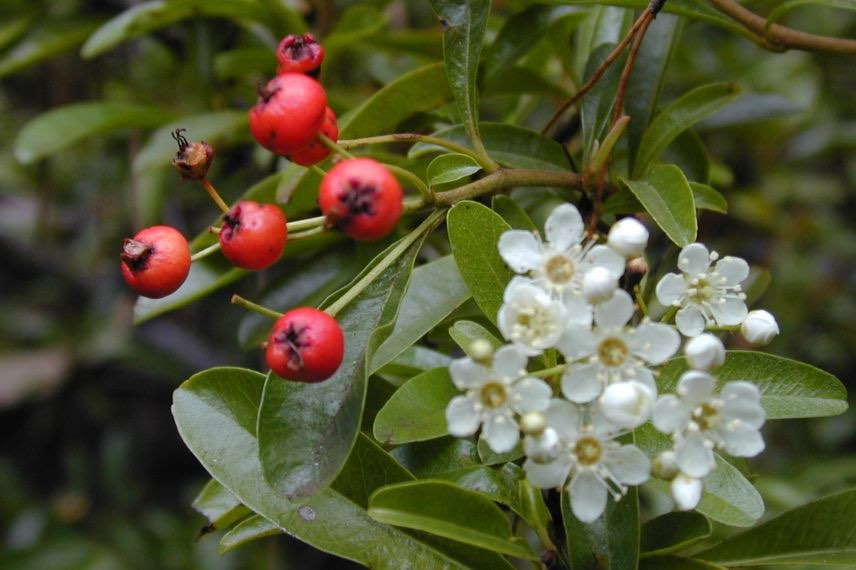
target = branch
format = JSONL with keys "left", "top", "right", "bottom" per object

{"left": 432, "top": 169, "right": 583, "bottom": 206}
{"left": 709, "top": 0, "right": 856, "bottom": 54}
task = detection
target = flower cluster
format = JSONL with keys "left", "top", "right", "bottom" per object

{"left": 445, "top": 202, "right": 779, "bottom": 522}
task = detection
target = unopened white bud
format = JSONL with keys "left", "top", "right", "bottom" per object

{"left": 523, "top": 426, "right": 561, "bottom": 464}
{"left": 598, "top": 381, "right": 654, "bottom": 429}
{"left": 607, "top": 218, "right": 649, "bottom": 258}
{"left": 684, "top": 333, "right": 726, "bottom": 371}
{"left": 469, "top": 339, "right": 494, "bottom": 363}
{"left": 671, "top": 473, "right": 703, "bottom": 511}
{"left": 652, "top": 450, "right": 679, "bottom": 481}
{"left": 582, "top": 266, "right": 619, "bottom": 304}
{"left": 520, "top": 412, "right": 546, "bottom": 436}
{"left": 741, "top": 310, "right": 779, "bottom": 345}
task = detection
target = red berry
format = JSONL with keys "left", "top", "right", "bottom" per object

{"left": 318, "top": 158, "right": 404, "bottom": 241}
{"left": 248, "top": 74, "right": 327, "bottom": 156}
{"left": 219, "top": 201, "right": 287, "bottom": 270}
{"left": 289, "top": 106, "right": 338, "bottom": 166}
{"left": 276, "top": 33, "right": 324, "bottom": 76}
{"left": 265, "top": 307, "right": 344, "bottom": 382}
{"left": 121, "top": 225, "right": 191, "bottom": 298}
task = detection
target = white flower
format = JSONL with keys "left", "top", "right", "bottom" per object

{"left": 498, "top": 203, "right": 625, "bottom": 299}
{"left": 446, "top": 345, "right": 552, "bottom": 453}
{"left": 598, "top": 380, "right": 654, "bottom": 429}
{"left": 684, "top": 333, "right": 726, "bottom": 371}
{"left": 607, "top": 217, "right": 648, "bottom": 258}
{"left": 741, "top": 310, "right": 779, "bottom": 345}
{"left": 498, "top": 277, "right": 570, "bottom": 355}
{"left": 672, "top": 473, "right": 703, "bottom": 511}
{"left": 653, "top": 371, "right": 766, "bottom": 478}
{"left": 558, "top": 290, "right": 680, "bottom": 403}
{"left": 582, "top": 266, "right": 619, "bottom": 304}
{"left": 523, "top": 400, "right": 650, "bottom": 523}
{"left": 655, "top": 243, "right": 749, "bottom": 336}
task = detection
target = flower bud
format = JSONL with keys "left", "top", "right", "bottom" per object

{"left": 652, "top": 450, "right": 679, "bottom": 481}
{"left": 671, "top": 473, "right": 703, "bottom": 511}
{"left": 520, "top": 412, "right": 546, "bottom": 436}
{"left": 468, "top": 339, "right": 494, "bottom": 363}
{"left": 684, "top": 333, "right": 726, "bottom": 371}
{"left": 598, "top": 380, "right": 654, "bottom": 429}
{"left": 523, "top": 426, "right": 560, "bottom": 464}
{"left": 171, "top": 129, "right": 213, "bottom": 180}
{"left": 741, "top": 310, "right": 779, "bottom": 345}
{"left": 582, "top": 266, "right": 618, "bottom": 304}
{"left": 607, "top": 217, "right": 648, "bottom": 258}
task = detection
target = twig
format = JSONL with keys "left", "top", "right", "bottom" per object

{"left": 612, "top": 11, "right": 654, "bottom": 126}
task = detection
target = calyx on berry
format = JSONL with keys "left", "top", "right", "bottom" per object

{"left": 318, "top": 157, "right": 404, "bottom": 241}
{"left": 276, "top": 33, "right": 324, "bottom": 76}
{"left": 289, "top": 106, "right": 338, "bottom": 166}
{"left": 265, "top": 307, "right": 344, "bottom": 382}
{"left": 248, "top": 73, "right": 327, "bottom": 156}
{"left": 121, "top": 225, "right": 191, "bottom": 298}
{"left": 170, "top": 128, "right": 213, "bottom": 180}
{"left": 219, "top": 201, "right": 287, "bottom": 270}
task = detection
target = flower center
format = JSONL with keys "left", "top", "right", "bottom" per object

{"left": 480, "top": 382, "right": 507, "bottom": 408}
{"left": 512, "top": 305, "right": 557, "bottom": 346}
{"left": 575, "top": 436, "right": 602, "bottom": 465}
{"left": 597, "top": 337, "right": 629, "bottom": 367}
{"left": 687, "top": 276, "right": 717, "bottom": 304}
{"left": 545, "top": 255, "right": 575, "bottom": 285}
{"left": 692, "top": 402, "right": 721, "bottom": 431}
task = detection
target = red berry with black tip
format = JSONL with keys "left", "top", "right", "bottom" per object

{"left": 248, "top": 73, "right": 327, "bottom": 156}
{"left": 265, "top": 307, "right": 344, "bottom": 382}
{"left": 318, "top": 158, "right": 404, "bottom": 241}
{"left": 289, "top": 106, "right": 338, "bottom": 166}
{"left": 276, "top": 33, "right": 324, "bottom": 76}
{"left": 219, "top": 201, "right": 287, "bottom": 270}
{"left": 121, "top": 225, "right": 191, "bottom": 298}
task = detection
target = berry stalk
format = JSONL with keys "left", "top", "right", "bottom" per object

{"left": 230, "top": 294, "right": 283, "bottom": 320}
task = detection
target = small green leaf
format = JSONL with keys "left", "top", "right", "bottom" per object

{"left": 477, "top": 439, "right": 524, "bottom": 466}
{"left": 696, "top": 488, "right": 856, "bottom": 566}
{"left": 369, "top": 480, "right": 537, "bottom": 559}
{"left": 447, "top": 201, "right": 514, "bottom": 325}
{"left": 449, "top": 320, "right": 503, "bottom": 355}
{"left": 658, "top": 352, "right": 848, "bottom": 419}
{"left": 392, "top": 438, "right": 481, "bottom": 478}
{"left": 662, "top": 129, "right": 711, "bottom": 184}
{"left": 563, "top": 486, "right": 640, "bottom": 570}
{"left": 219, "top": 515, "right": 279, "bottom": 553}
{"left": 192, "top": 479, "right": 250, "bottom": 531}
{"left": 427, "top": 153, "right": 482, "bottom": 187}
{"left": 634, "top": 82, "right": 740, "bottom": 178}
{"left": 621, "top": 164, "right": 697, "bottom": 247}
{"left": 373, "top": 367, "right": 457, "bottom": 445}
{"left": 690, "top": 183, "right": 728, "bottom": 213}
{"left": 0, "top": 19, "right": 100, "bottom": 78}
{"left": 214, "top": 48, "right": 274, "bottom": 80}
{"left": 581, "top": 42, "right": 623, "bottom": 162}
{"left": 765, "top": 1, "right": 856, "bottom": 32}
{"left": 641, "top": 511, "right": 712, "bottom": 557}
{"left": 640, "top": 556, "right": 727, "bottom": 570}
{"left": 14, "top": 102, "right": 174, "bottom": 164}
{"left": 492, "top": 195, "right": 538, "bottom": 231}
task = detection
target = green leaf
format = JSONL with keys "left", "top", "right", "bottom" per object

{"left": 214, "top": 48, "right": 274, "bottom": 80}
{"left": 695, "top": 488, "right": 856, "bottom": 566}
{"left": 621, "top": 164, "right": 697, "bottom": 247}
{"left": 427, "top": 153, "right": 482, "bottom": 187}
{"left": 81, "top": 0, "right": 274, "bottom": 58}
{"left": 689, "top": 183, "right": 728, "bottom": 213}
{"left": 640, "top": 556, "right": 727, "bottom": 570}
{"left": 447, "top": 201, "right": 514, "bottom": 325}
{"left": 256, "top": 232, "right": 428, "bottom": 497}
{"left": 173, "top": 367, "right": 477, "bottom": 567}
{"left": 563, "top": 486, "right": 639, "bottom": 570}
{"left": 219, "top": 515, "right": 280, "bottom": 553}
{"left": 640, "top": 511, "right": 712, "bottom": 557}
{"left": 369, "top": 480, "right": 537, "bottom": 559}
{"left": 340, "top": 63, "right": 452, "bottom": 140}
{"left": 371, "top": 255, "right": 472, "bottom": 372}
{"left": 392, "top": 438, "right": 481, "bottom": 477}
{"left": 428, "top": 0, "right": 490, "bottom": 153}
{"left": 658, "top": 351, "right": 848, "bottom": 419}
{"left": 477, "top": 439, "right": 524, "bottom": 466}
{"left": 765, "top": 1, "right": 856, "bottom": 32}
{"left": 373, "top": 367, "right": 457, "bottom": 445}
{"left": 192, "top": 479, "right": 250, "bottom": 532}
{"left": 634, "top": 83, "right": 740, "bottom": 178}
{"left": 581, "top": 42, "right": 624, "bottom": 162}
{"left": 324, "top": 5, "right": 387, "bottom": 55}
{"left": 492, "top": 195, "right": 538, "bottom": 231}
{"left": 14, "top": 102, "right": 174, "bottom": 164}
{"left": 410, "top": 122, "right": 570, "bottom": 171}
{"left": 0, "top": 19, "right": 100, "bottom": 78}
{"left": 662, "top": 129, "right": 711, "bottom": 184}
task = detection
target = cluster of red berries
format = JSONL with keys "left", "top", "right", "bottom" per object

{"left": 121, "top": 33, "right": 408, "bottom": 384}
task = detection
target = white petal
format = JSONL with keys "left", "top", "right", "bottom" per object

{"left": 676, "top": 306, "right": 706, "bottom": 337}
{"left": 582, "top": 245, "right": 626, "bottom": 278}
{"left": 510, "top": 377, "right": 553, "bottom": 414}
{"left": 563, "top": 294, "right": 594, "bottom": 326}
{"left": 721, "top": 381, "right": 761, "bottom": 405}
{"left": 715, "top": 256, "right": 749, "bottom": 286}
{"left": 633, "top": 367, "right": 659, "bottom": 396}
{"left": 653, "top": 395, "right": 690, "bottom": 434}
{"left": 722, "top": 401, "right": 766, "bottom": 430}
{"left": 676, "top": 371, "right": 717, "bottom": 406}
{"left": 628, "top": 322, "right": 681, "bottom": 364}
{"left": 562, "top": 363, "right": 604, "bottom": 403}
{"left": 605, "top": 445, "right": 651, "bottom": 485}
{"left": 498, "top": 230, "right": 542, "bottom": 273}
{"left": 678, "top": 243, "right": 711, "bottom": 276}
{"left": 655, "top": 273, "right": 687, "bottom": 306}
{"left": 446, "top": 396, "right": 481, "bottom": 436}
{"left": 544, "top": 399, "right": 582, "bottom": 440}
{"left": 449, "top": 358, "right": 489, "bottom": 390}
{"left": 710, "top": 298, "right": 748, "bottom": 326}
{"left": 718, "top": 424, "right": 765, "bottom": 457}
{"left": 672, "top": 474, "right": 703, "bottom": 511}
{"left": 524, "top": 456, "right": 573, "bottom": 489}
{"left": 482, "top": 412, "right": 520, "bottom": 453}
{"left": 557, "top": 325, "right": 599, "bottom": 361}
{"left": 595, "top": 289, "right": 634, "bottom": 329}
{"left": 570, "top": 471, "right": 608, "bottom": 523}
{"left": 683, "top": 333, "right": 726, "bottom": 372}
{"left": 491, "top": 345, "right": 528, "bottom": 380}
{"left": 676, "top": 434, "right": 716, "bottom": 478}
{"left": 599, "top": 381, "right": 654, "bottom": 429}
{"left": 544, "top": 203, "right": 584, "bottom": 251}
